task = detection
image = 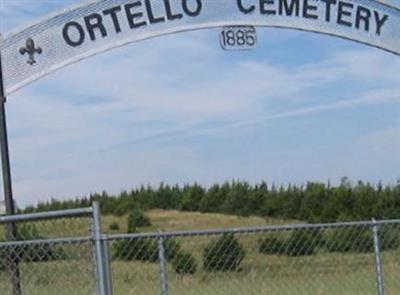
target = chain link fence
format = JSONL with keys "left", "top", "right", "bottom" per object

{"left": 0, "top": 207, "right": 96, "bottom": 295}
{"left": 1, "top": 203, "right": 399, "bottom": 295}
{"left": 107, "top": 221, "right": 400, "bottom": 295}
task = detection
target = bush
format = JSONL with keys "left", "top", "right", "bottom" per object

{"left": 109, "top": 222, "right": 120, "bottom": 231}
{"left": 113, "top": 238, "right": 158, "bottom": 262}
{"left": 258, "top": 235, "right": 286, "bottom": 255}
{"left": 20, "top": 243, "right": 68, "bottom": 262}
{"left": 0, "top": 249, "right": 5, "bottom": 272}
{"left": 164, "top": 238, "right": 181, "bottom": 261}
{"left": 203, "top": 233, "right": 245, "bottom": 272}
{"left": 325, "top": 227, "right": 374, "bottom": 253}
{"left": 14, "top": 223, "right": 67, "bottom": 262}
{"left": 114, "top": 210, "right": 157, "bottom": 262}
{"left": 173, "top": 251, "right": 197, "bottom": 275}
{"left": 127, "top": 207, "right": 151, "bottom": 232}
{"left": 285, "top": 229, "right": 320, "bottom": 256}
{"left": 379, "top": 226, "right": 400, "bottom": 251}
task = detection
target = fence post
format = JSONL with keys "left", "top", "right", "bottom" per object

{"left": 101, "top": 238, "right": 113, "bottom": 295}
{"left": 92, "top": 202, "right": 107, "bottom": 295}
{"left": 158, "top": 232, "right": 169, "bottom": 295}
{"left": 372, "top": 219, "right": 385, "bottom": 295}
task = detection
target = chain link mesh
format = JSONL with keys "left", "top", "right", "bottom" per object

{"left": 1, "top": 210, "right": 399, "bottom": 295}
{"left": 0, "top": 214, "right": 96, "bottom": 295}
{"left": 108, "top": 222, "right": 400, "bottom": 295}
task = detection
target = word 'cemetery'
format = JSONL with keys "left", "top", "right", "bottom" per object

{"left": 237, "top": 0, "right": 388, "bottom": 35}
{"left": 62, "top": 0, "right": 390, "bottom": 47}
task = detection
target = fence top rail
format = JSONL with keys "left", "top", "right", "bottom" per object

{"left": 106, "top": 219, "right": 400, "bottom": 240}
{"left": 0, "top": 207, "right": 93, "bottom": 224}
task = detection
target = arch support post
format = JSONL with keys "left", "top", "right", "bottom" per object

{"left": 0, "top": 36, "right": 22, "bottom": 295}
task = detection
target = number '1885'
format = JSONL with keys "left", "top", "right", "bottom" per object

{"left": 220, "top": 26, "right": 257, "bottom": 50}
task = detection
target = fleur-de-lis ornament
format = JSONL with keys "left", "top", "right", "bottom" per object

{"left": 19, "top": 38, "right": 42, "bottom": 65}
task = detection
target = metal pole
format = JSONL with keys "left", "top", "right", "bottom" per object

{"left": 0, "top": 34, "right": 22, "bottom": 295}
{"left": 101, "top": 238, "right": 113, "bottom": 295}
{"left": 372, "top": 219, "right": 385, "bottom": 295}
{"left": 92, "top": 202, "right": 107, "bottom": 295}
{"left": 158, "top": 232, "right": 169, "bottom": 295}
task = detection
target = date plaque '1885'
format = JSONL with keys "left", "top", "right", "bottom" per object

{"left": 219, "top": 26, "right": 258, "bottom": 51}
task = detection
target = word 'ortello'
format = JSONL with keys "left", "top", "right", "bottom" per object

{"left": 236, "top": 0, "right": 389, "bottom": 35}
{"left": 62, "top": 0, "right": 202, "bottom": 47}
{"left": 62, "top": 0, "right": 390, "bottom": 48}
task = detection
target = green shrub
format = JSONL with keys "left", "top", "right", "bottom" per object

{"left": 173, "top": 251, "right": 197, "bottom": 275}
{"left": 113, "top": 236, "right": 185, "bottom": 264}
{"left": 164, "top": 238, "right": 181, "bottom": 261}
{"left": 325, "top": 227, "right": 374, "bottom": 253}
{"left": 285, "top": 229, "right": 320, "bottom": 256}
{"left": 109, "top": 222, "right": 120, "bottom": 231}
{"left": 379, "top": 226, "right": 400, "bottom": 251}
{"left": 0, "top": 249, "right": 5, "bottom": 272}
{"left": 114, "top": 210, "right": 156, "bottom": 262}
{"left": 113, "top": 238, "right": 158, "bottom": 262}
{"left": 14, "top": 223, "right": 68, "bottom": 262}
{"left": 203, "top": 233, "right": 245, "bottom": 272}
{"left": 258, "top": 235, "right": 286, "bottom": 255}
{"left": 19, "top": 243, "right": 67, "bottom": 262}
{"left": 127, "top": 207, "right": 151, "bottom": 232}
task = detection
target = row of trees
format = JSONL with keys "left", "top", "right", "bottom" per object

{"left": 23, "top": 178, "right": 400, "bottom": 223}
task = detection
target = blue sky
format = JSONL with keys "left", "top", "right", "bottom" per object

{"left": 0, "top": 0, "right": 399, "bottom": 206}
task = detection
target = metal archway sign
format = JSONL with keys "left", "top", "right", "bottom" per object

{"left": 1, "top": 0, "right": 400, "bottom": 96}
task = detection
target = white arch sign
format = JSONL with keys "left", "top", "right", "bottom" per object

{"left": 1, "top": 0, "right": 399, "bottom": 96}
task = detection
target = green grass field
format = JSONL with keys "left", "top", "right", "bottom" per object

{"left": 0, "top": 210, "right": 399, "bottom": 294}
